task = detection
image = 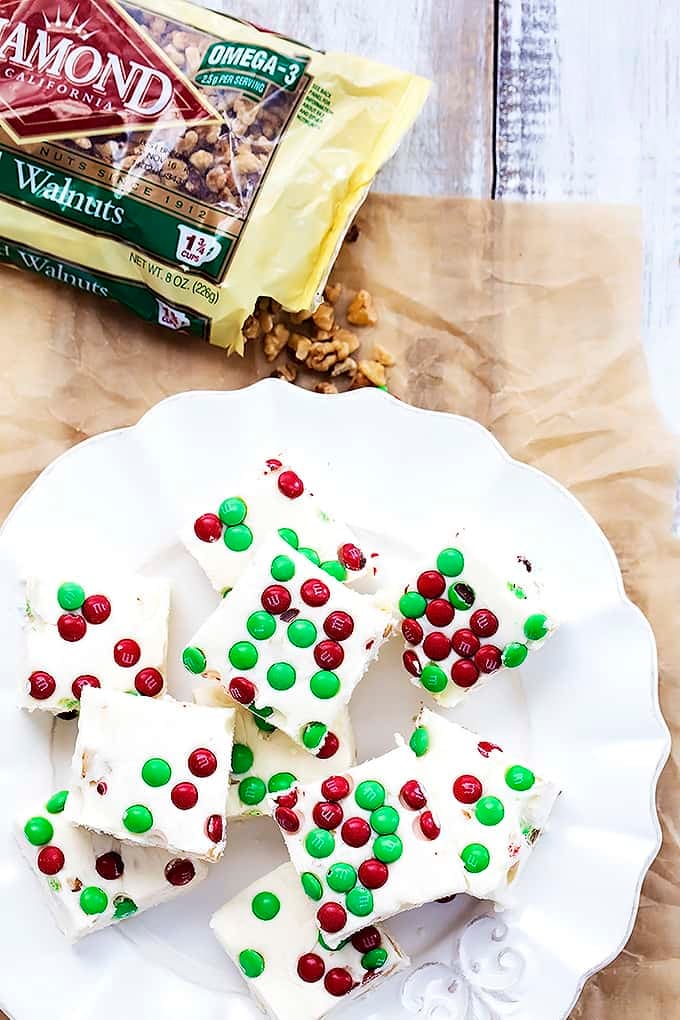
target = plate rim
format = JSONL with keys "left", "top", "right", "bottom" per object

{"left": 1, "top": 380, "right": 670, "bottom": 1020}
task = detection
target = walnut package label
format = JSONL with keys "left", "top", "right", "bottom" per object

{"left": 0, "top": 0, "right": 429, "bottom": 350}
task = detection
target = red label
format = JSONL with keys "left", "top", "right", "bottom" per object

{"left": 0, "top": 0, "right": 219, "bottom": 143}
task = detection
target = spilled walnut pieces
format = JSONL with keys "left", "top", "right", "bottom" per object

{"left": 246, "top": 284, "right": 394, "bottom": 393}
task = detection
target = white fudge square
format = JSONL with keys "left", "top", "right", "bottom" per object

{"left": 66, "top": 688, "right": 235, "bottom": 861}
{"left": 18, "top": 787, "right": 208, "bottom": 940}
{"left": 397, "top": 530, "right": 556, "bottom": 706}
{"left": 20, "top": 571, "right": 170, "bottom": 715}
{"left": 210, "top": 862, "right": 408, "bottom": 1020}
{"left": 274, "top": 743, "right": 458, "bottom": 947}
{"left": 194, "top": 685, "right": 356, "bottom": 819}
{"left": 408, "top": 708, "right": 560, "bottom": 903}
{"left": 183, "top": 537, "right": 393, "bottom": 754}
{"left": 182, "top": 453, "right": 370, "bottom": 594}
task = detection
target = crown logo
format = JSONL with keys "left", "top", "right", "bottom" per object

{"left": 41, "top": 4, "right": 97, "bottom": 41}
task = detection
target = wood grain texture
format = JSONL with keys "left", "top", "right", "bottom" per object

{"left": 205, "top": 0, "right": 495, "bottom": 196}
{"left": 496, "top": 0, "right": 680, "bottom": 436}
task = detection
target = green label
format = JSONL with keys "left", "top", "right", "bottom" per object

{"left": 196, "top": 41, "right": 309, "bottom": 97}
{"left": 0, "top": 238, "right": 208, "bottom": 339}
{"left": 0, "top": 147, "right": 232, "bottom": 282}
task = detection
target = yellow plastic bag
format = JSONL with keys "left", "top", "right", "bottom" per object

{"left": 0, "top": 0, "right": 429, "bottom": 351}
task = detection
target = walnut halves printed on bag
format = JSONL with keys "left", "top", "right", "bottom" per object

{"left": 0, "top": 0, "right": 430, "bottom": 351}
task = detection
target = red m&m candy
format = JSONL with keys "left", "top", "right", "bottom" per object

{"left": 451, "top": 629, "right": 479, "bottom": 659}
{"left": 419, "top": 810, "right": 441, "bottom": 840}
{"left": 451, "top": 659, "right": 479, "bottom": 688}
{"left": 58, "top": 613, "right": 86, "bottom": 642}
{"left": 417, "top": 570, "right": 446, "bottom": 599}
{"left": 71, "top": 675, "right": 100, "bottom": 700}
{"left": 297, "top": 953, "right": 325, "bottom": 983}
{"left": 313, "top": 801, "right": 343, "bottom": 830}
{"left": 323, "top": 611, "right": 354, "bottom": 641}
{"left": 358, "top": 858, "right": 388, "bottom": 889}
{"left": 338, "top": 544, "right": 366, "bottom": 572}
{"left": 171, "top": 783, "right": 198, "bottom": 810}
{"left": 37, "top": 846, "right": 65, "bottom": 875}
{"left": 113, "top": 639, "right": 141, "bottom": 668}
{"left": 95, "top": 851, "right": 124, "bottom": 880}
{"left": 474, "top": 645, "right": 502, "bottom": 674}
{"left": 82, "top": 595, "right": 111, "bottom": 625}
{"left": 314, "top": 640, "right": 344, "bottom": 670}
{"left": 194, "top": 513, "right": 222, "bottom": 543}
{"left": 470, "top": 609, "right": 499, "bottom": 638}
{"left": 400, "top": 779, "right": 427, "bottom": 810}
{"left": 301, "top": 579, "right": 330, "bottom": 607}
{"left": 426, "top": 599, "right": 454, "bottom": 628}
{"left": 135, "top": 667, "right": 164, "bottom": 697}
{"left": 317, "top": 902, "right": 347, "bottom": 934}
{"left": 188, "top": 748, "right": 217, "bottom": 778}
{"left": 274, "top": 806, "right": 300, "bottom": 832}
{"left": 423, "top": 632, "right": 451, "bottom": 661}
{"left": 401, "top": 618, "right": 423, "bottom": 645}
{"left": 351, "top": 926, "right": 382, "bottom": 953}
{"left": 341, "top": 817, "right": 370, "bottom": 848}
{"left": 477, "top": 741, "right": 503, "bottom": 758}
{"left": 205, "top": 814, "right": 223, "bottom": 843}
{"left": 229, "top": 677, "right": 256, "bottom": 705}
{"left": 29, "top": 671, "right": 55, "bottom": 700}
{"left": 453, "top": 775, "right": 483, "bottom": 804}
{"left": 164, "top": 858, "right": 196, "bottom": 886}
{"left": 324, "top": 967, "right": 354, "bottom": 996}
{"left": 321, "top": 776, "right": 350, "bottom": 801}
{"left": 278, "top": 470, "right": 304, "bottom": 499}
{"left": 403, "top": 651, "right": 422, "bottom": 677}
{"left": 261, "top": 584, "right": 291, "bottom": 615}
{"left": 317, "top": 731, "right": 340, "bottom": 759}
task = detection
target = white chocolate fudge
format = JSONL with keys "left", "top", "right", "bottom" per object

{"left": 406, "top": 708, "right": 559, "bottom": 903}
{"left": 18, "top": 787, "right": 207, "bottom": 940}
{"left": 397, "top": 532, "right": 556, "bottom": 706}
{"left": 211, "top": 863, "right": 408, "bottom": 1020}
{"left": 194, "top": 685, "right": 356, "bottom": 819}
{"left": 183, "top": 537, "right": 392, "bottom": 754}
{"left": 20, "top": 571, "right": 170, "bottom": 715}
{"left": 66, "top": 688, "right": 234, "bottom": 861}
{"left": 277, "top": 712, "right": 559, "bottom": 944}
{"left": 274, "top": 744, "right": 460, "bottom": 946}
{"left": 183, "top": 454, "right": 369, "bottom": 594}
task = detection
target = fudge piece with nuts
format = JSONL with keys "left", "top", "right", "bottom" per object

{"left": 210, "top": 862, "right": 408, "bottom": 1020}
{"left": 397, "top": 530, "right": 557, "bottom": 707}
{"left": 182, "top": 453, "right": 370, "bottom": 594}
{"left": 65, "top": 688, "right": 235, "bottom": 861}
{"left": 194, "top": 685, "right": 355, "bottom": 820}
{"left": 20, "top": 571, "right": 170, "bottom": 715}
{"left": 182, "top": 536, "right": 393, "bottom": 754}
{"left": 17, "top": 787, "right": 208, "bottom": 940}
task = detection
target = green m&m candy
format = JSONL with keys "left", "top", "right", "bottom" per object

{"left": 251, "top": 705, "right": 275, "bottom": 733}
{"left": 113, "top": 895, "right": 137, "bottom": 919}
{"left": 502, "top": 642, "right": 528, "bottom": 668}
{"left": 218, "top": 496, "right": 247, "bottom": 526}
{"left": 373, "top": 834, "right": 402, "bottom": 863}
{"left": 182, "top": 646, "right": 206, "bottom": 674}
{"left": 287, "top": 619, "right": 317, "bottom": 648}
{"left": 239, "top": 776, "right": 267, "bottom": 805}
{"left": 224, "top": 524, "right": 253, "bottom": 552}
{"left": 239, "top": 949, "right": 265, "bottom": 978}
{"left": 247, "top": 611, "right": 276, "bottom": 641}
{"left": 123, "top": 804, "right": 153, "bottom": 834}
{"left": 505, "top": 765, "right": 535, "bottom": 791}
{"left": 271, "top": 555, "right": 295, "bottom": 582}
{"left": 278, "top": 527, "right": 299, "bottom": 548}
{"left": 302, "top": 722, "right": 327, "bottom": 750}
{"left": 475, "top": 796, "right": 505, "bottom": 826}
{"left": 299, "top": 547, "right": 321, "bottom": 566}
{"left": 24, "top": 816, "right": 53, "bottom": 846}
{"left": 268, "top": 772, "right": 297, "bottom": 793}
{"left": 45, "top": 790, "right": 68, "bottom": 814}
{"left": 461, "top": 843, "right": 490, "bottom": 873}
{"left": 305, "top": 828, "right": 335, "bottom": 858}
{"left": 79, "top": 886, "right": 108, "bottom": 915}
{"left": 524, "top": 613, "right": 549, "bottom": 641}
{"left": 57, "top": 582, "right": 85, "bottom": 611}
{"left": 436, "top": 548, "right": 464, "bottom": 577}
{"left": 409, "top": 726, "right": 429, "bottom": 757}
{"left": 251, "top": 891, "right": 281, "bottom": 921}
{"left": 362, "top": 947, "right": 388, "bottom": 970}
{"left": 310, "top": 670, "right": 340, "bottom": 699}
{"left": 346, "top": 885, "right": 374, "bottom": 917}
{"left": 448, "top": 582, "right": 475, "bottom": 610}
{"left": 267, "top": 662, "right": 296, "bottom": 690}
{"left": 229, "top": 641, "right": 258, "bottom": 670}
{"left": 327, "top": 862, "right": 357, "bottom": 893}
{"left": 231, "top": 743, "right": 254, "bottom": 774}
{"left": 355, "top": 780, "right": 385, "bottom": 811}
{"left": 370, "top": 805, "right": 400, "bottom": 835}
{"left": 301, "top": 872, "right": 323, "bottom": 901}
{"left": 321, "top": 560, "right": 347, "bottom": 582}
{"left": 420, "top": 663, "right": 448, "bottom": 694}
{"left": 141, "top": 757, "right": 171, "bottom": 787}
{"left": 399, "top": 591, "right": 427, "bottom": 619}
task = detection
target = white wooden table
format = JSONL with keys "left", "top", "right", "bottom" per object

{"left": 224, "top": 0, "right": 679, "bottom": 438}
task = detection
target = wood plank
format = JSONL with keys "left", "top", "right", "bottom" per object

{"left": 208, "top": 0, "right": 496, "bottom": 196}
{"left": 495, "top": 0, "right": 680, "bottom": 435}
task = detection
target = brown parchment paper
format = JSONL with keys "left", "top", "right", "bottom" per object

{"left": 0, "top": 195, "right": 678, "bottom": 1019}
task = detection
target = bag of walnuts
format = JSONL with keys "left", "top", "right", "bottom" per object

{"left": 0, "top": 0, "right": 429, "bottom": 351}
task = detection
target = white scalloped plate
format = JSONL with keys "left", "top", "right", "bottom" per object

{"left": 0, "top": 382, "right": 669, "bottom": 1020}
